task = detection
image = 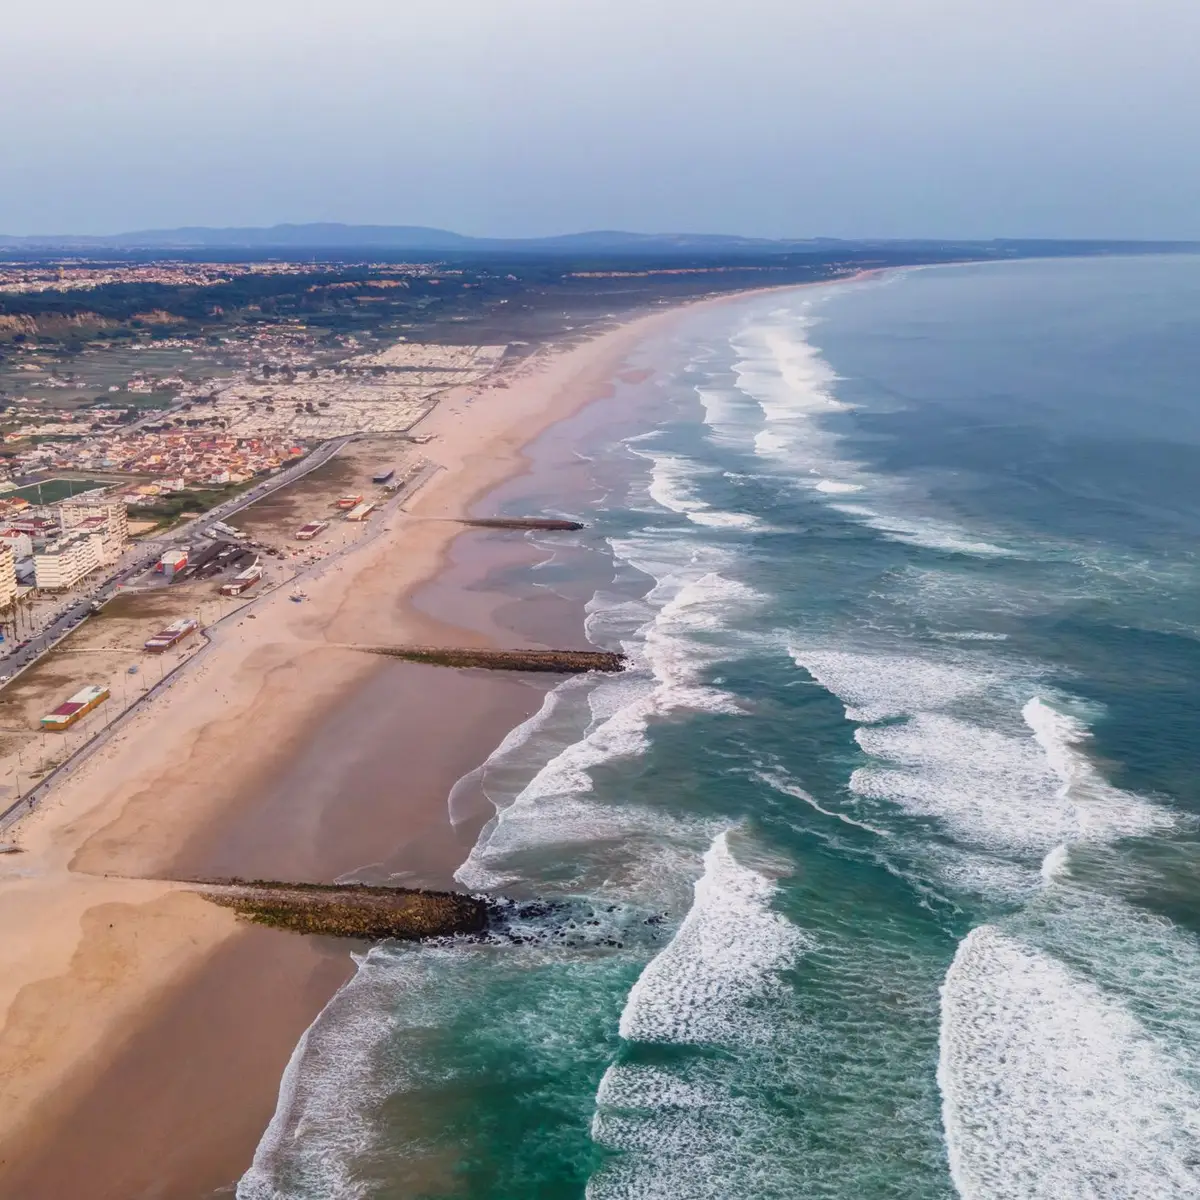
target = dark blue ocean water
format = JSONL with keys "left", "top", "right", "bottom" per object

{"left": 240, "top": 256, "right": 1200, "bottom": 1200}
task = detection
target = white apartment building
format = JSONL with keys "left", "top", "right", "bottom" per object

{"left": 34, "top": 530, "right": 101, "bottom": 591}
{"left": 0, "top": 528, "right": 33, "bottom": 561}
{"left": 0, "top": 543, "right": 16, "bottom": 612}
{"left": 58, "top": 501, "right": 129, "bottom": 566}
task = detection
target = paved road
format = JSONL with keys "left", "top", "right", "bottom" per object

{"left": 0, "top": 554, "right": 156, "bottom": 678}
{"left": 143, "top": 435, "right": 355, "bottom": 556}
{"left": 0, "top": 435, "right": 359, "bottom": 687}
{"left": 0, "top": 463, "right": 435, "bottom": 831}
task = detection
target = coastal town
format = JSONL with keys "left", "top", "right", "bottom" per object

{"left": 0, "top": 291, "right": 508, "bottom": 817}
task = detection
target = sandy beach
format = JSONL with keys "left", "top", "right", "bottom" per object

{"left": 0, "top": 270, "right": 880, "bottom": 1194}
{"left": 0, "top": 291, "right": 734, "bottom": 1197}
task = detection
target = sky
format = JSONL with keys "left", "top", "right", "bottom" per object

{"left": 2, "top": 0, "right": 1198, "bottom": 240}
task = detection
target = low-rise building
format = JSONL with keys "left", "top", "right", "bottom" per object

{"left": 7, "top": 516, "right": 58, "bottom": 548}
{"left": 219, "top": 559, "right": 262, "bottom": 596}
{"left": 41, "top": 684, "right": 109, "bottom": 731}
{"left": 156, "top": 548, "right": 189, "bottom": 576}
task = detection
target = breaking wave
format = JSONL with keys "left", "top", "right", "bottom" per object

{"left": 791, "top": 646, "right": 1169, "bottom": 871}
{"left": 457, "top": 566, "right": 758, "bottom": 897}
{"left": 616, "top": 831, "right": 810, "bottom": 1045}
{"left": 587, "top": 832, "right": 811, "bottom": 1198}
{"left": 940, "top": 925, "right": 1200, "bottom": 1200}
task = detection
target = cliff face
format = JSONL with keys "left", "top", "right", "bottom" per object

{"left": 0, "top": 314, "right": 39, "bottom": 340}
{"left": 0, "top": 312, "right": 116, "bottom": 341}
{"left": 131, "top": 309, "right": 186, "bottom": 326}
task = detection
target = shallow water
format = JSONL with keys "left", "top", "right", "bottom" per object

{"left": 240, "top": 255, "right": 1200, "bottom": 1199}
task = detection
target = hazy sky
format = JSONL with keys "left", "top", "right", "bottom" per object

{"left": 3, "top": 0, "right": 1198, "bottom": 239}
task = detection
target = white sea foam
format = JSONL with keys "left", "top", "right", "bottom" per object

{"left": 725, "top": 310, "right": 871, "bottom": 502}
{"left": 930, "top": 851, "right": 1043, "bottom": 902}
{"left": 752, "top": 429, "right": 791, "bottom": 458}
{"left": 939, "top": 925, "right": 1200, "bottom": 1199}
{"left": 935, "top": 631, "right": 1010, "bottom": 642}
{"left": 686, "top": 509, "right": 763, "bottom": 530}
{"left": 695, "top": 383, "right": 756, "bottom": 441}
{"left": 237, "top": 947, "right": 410, "bottom": 1200}
{"left": 448, "top": 680, "right": 583, "bottom": 825}
{"left": 588, "top": 1062, "right": 781, "bottom": 1199}
{"left": 587, "top": 834, "right": 811, "bottom": 1198}
{"left": 829, "top": 504, "right": 1015, "bottom": 557}
{"left": 641, "top": 449, "right": 706, "bottom": 517}
{"left": 793, "top": 646, "right": 997, "bottom": 722}
{"left": 617, "top": 831, "right": 810, "bottom": 1045}
{"left": 813, "top": 478, "right": 863, "bottom": 494}
{"left": 1021, "top": 697, "right": 1172, "bottom": 841}
{"left": 636, "top": 447, "right": 763, "bottom": 531}
{"left": 854, "top": 713, "right": 1076, "bottom": 854}
{"left": 727, "top": 306, "right": 1024, "bottom": 561}
{"left": 1013, "top": 880, "right": 1200, "bottom": 1066}
{"left": 1039, "top": 843, "right": 1072, "bottom": 884}
{"left": 731, "top": 314, "right": 847, "bottom": 422}
{"left": 754, "top": 768, "right": 889, "bottom": 837}
{"left": 792, "top": 647, "right": 1168, "bottom": 866}
{"left": 457, "top": 572, "right": 758, "bottom": 894}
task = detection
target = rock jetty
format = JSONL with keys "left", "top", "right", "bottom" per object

{"left": 458, "top": 517, "right": 584, "bottom": 531}
{"left": 363, "top": 645, "right": 625, "bottom": 673}
{"left": 197, "top": 880, "right": 488, "bottom": 940}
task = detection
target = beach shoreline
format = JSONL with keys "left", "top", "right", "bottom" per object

{"left": 0, "top": 276, "right": 862, "bottom": 1196}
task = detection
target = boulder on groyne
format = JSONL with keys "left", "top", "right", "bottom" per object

{"left": 363, "top": 645, "right": 625, "bottom": 673}
{"left": 197, "top": 880, "right": 488, "bottom": 940}
{"left": 458, "top": 517, "right": 584, "bottom": 531}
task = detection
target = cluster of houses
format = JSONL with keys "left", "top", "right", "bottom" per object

{"left": 19, "top": 431, "right": 307, "bottom": 490}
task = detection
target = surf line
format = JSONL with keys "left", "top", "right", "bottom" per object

{"left": 755, "top": 768, "right": 889, "bottom": 837}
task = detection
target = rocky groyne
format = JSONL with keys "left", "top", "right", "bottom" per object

{"left": 362, "top": 645, "right": 625, "bottom": 673}
{"left": 458, "top": 517, "right": 585, "bottom": 531}
{"left": 195, "top": 882, "right": 671, "bottom": 950}
{"left": 197, "top": 880, "right": 488, "bottom": 940}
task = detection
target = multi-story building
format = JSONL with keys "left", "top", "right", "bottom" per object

{"left": 0, "top": 542, "right": 16, "bottom": 612}
{"left": 59, "top": 501, "right": 129, "bottom": 566}
{"left": 6, "top": 516, "right": 58, "bottom": 549}
{"left": 34, "top": 531, "right": 101, "bottom": 591}
{"left": 0, "top": 528, "right": 33, "bottom": 561}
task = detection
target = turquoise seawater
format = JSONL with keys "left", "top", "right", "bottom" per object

{"left": 239, "top": 256, "right": 1200, "bottom": 1200}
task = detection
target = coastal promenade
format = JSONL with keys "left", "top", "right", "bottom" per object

{"left": 0, "top": 456, "right": 439, "bottom": 836}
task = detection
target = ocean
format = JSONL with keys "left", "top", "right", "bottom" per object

{"left": 238, "top": 255, "right": 1200, "bottom": 1199}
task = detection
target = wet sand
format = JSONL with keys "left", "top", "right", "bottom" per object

{"left": 0, "top": 926, "right": 352, "bottom": 1200}
{"left": 0, "top": 280, "right": 838, "bottom": 1196}
{"left": 0, "top": 299, "right": 691, "bottom": 1198}
{"left": 171, "top": 660, "right": 549, "bottom": 890}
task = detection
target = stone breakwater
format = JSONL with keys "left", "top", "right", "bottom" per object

{"left": 457, "top": 518, "right": 585, "bottom": 531}
{"left": 361, "top": 645, "right": 626, "bottom": 673}
{"left": 194, "top": 883, "right": 673, "bottom": 950}
{"left": 197, "top": 880, "right": 489, "bottom": 940}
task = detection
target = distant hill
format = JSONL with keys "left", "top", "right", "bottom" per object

{"left": 0, "top": 223, "right": 1197, "bottom": 257}
{"left": 0, "top": 222, "right": 832, "bottom": 253}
